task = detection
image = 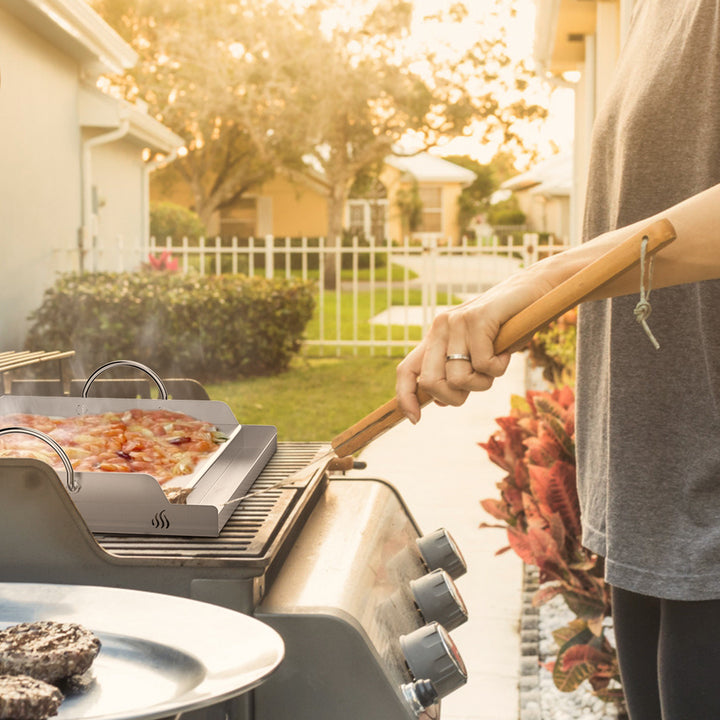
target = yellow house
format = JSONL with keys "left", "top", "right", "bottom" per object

{"left": 501, "top": 152, "right": 572, "bottom": 244}
{"left": 153, "top": 152, "right": 475, "bottom": 244}
{"left": 378, "top": 154, "right": 476, "bottom": 245}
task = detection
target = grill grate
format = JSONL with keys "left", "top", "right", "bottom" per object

{"left": 95, "top": 442, "right": 329, "bottom": 564}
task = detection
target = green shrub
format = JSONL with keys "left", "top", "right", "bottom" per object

{"left": 527, "top": 309, "right": 577, "bottom": 385}
{"left": 25, "top": 272, "right": 315, "bottom": 381}
{"left": 150, "top": 202, "right": 206, "bottom": 241}
{"left": 487, "top": 194, "right": 526, "bottom": 227}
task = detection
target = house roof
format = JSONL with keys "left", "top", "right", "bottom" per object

{"left": 533, "top": 0, "right": 597, "bottom": 76}
{"left": 1, "top": 0, "right": 137, "bottom": 75}
{"left": 79, "top": 87, "right": 184, "bottom": 153}
{"left": 300, "top": 150, "right": 476, "bottom": 189}
{"left": 386, "top": 153, "right": 477, "bottom": 185}
{"left": 502, "top": 152, "right": 572, "bottom": 197}
{"left": 5, "top": 0, "right": 183, "bottom": 154}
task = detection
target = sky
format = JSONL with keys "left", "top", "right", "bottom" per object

{"left": 407, "top": 0, "right": 575, "bottom": 164}
{"left": 285, "top": 0, "right": 575, "bottom": 165}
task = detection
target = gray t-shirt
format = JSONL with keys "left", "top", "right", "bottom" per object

{"left": 577, "top": 0, "right": 720, "bottom": 599}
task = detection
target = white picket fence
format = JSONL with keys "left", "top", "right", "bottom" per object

{"left": 86, "top": 233, "right": 569, "bottom": 356}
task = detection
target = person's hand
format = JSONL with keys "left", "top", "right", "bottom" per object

{"left": 395, "top": 295, "right": 513, "bottom": 424}
{"left": 395, "top": 262, "right": 559, "bottom": 424}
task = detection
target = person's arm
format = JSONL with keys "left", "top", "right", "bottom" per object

{"left": 396, "top": 181, "right": 720, "bottom": 424}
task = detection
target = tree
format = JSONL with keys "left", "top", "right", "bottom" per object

{"left": 395, "top": 180, "right": 423, "bottom": 236}
{"left": 92, "top": 0, "right": 547, "bottom": 284}
{"left": 92, "top": 0, "right": 315, "bottom": 228}
{"left": 446, "top": 151, "right": 523, "bottom": 237}
{"left": 291, "top": 0, "right": 547, "bottom": 284}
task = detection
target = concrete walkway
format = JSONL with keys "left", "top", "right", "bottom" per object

{"left": 348, "top": 353, "right": 527, "bottom": 720}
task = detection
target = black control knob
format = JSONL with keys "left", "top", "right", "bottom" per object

{"left": 416, "top": 528, "right": 467, "bottom": 579}
{"left": 401, "top": 678, "right": 438, "bottom": 716}
{"left": 399, "top": 622, "right": 467, "bottom": 699}
{"left": 410, "top": 569, "right": 468, "bottom": 630}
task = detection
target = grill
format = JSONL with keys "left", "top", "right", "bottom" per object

{"left": 96, "top": 441, "right": 328, "bottom": 566}
{"left": 0, "top": 380, "right": 470, "bottom": 720}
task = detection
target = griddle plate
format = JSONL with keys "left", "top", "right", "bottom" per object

{"left": 95, "top": 442, "right": 329, "bottom": 566}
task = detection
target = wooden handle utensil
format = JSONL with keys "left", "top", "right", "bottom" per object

{"left": 233, "top": 219, "right": 675, "bottom": 505}
{"left": 330, "top": 218, "right": 676, "bottom": 458}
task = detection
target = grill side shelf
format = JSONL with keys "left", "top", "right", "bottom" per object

{"left": 95, "top": 442, "right": 330, "bottom": 569}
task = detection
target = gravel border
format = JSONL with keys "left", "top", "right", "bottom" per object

{"left": 518, "top": 566, "right": 620, "bottom": 720}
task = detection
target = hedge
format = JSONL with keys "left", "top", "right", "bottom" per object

{"left": 25, "top": 271, "right": 315, "bottom": 381}
{"left": 150, "top": 201, "right": 206, "bottom": 242}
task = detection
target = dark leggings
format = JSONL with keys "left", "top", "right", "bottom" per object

{"left": 611, "top": 586, "right": 720, "bottom": 719}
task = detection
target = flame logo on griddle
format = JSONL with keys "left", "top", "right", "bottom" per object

{"left": 151, "top": 510, "right": 170, "bottom": 529}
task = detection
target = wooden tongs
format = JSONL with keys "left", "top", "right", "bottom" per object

{"left": 236, "top": 218, "right": 676, "bottom": 503}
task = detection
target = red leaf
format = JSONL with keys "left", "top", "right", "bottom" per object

{"left": 480, "top": 498, "right": 512, "bottom": 523}
{"left": 503, "top": 484, "right": 524, "bottom": 515}
{"left": 526, "top": 526, "right": 569, "bottom": 573}
{"left": 532, "top": 583, "right": 566, "bottom": 607}
{"left": 547, "top": 512, "right": 567, "bottom": 551}
{"left": 540, "top": 414, "right": 575, "bottom": 460}
{"left": 529, "top": 461, "right": 581, "bottom": 540}
{"left": 522, "top": 491, "right": 546, "bottom": 529}
{"left": 148, "top": 251, "right": 178, "bottom": 272}
{"left": 562, "top": 644, "right": 612, "bottom": 672}
{"left": 556, "top": 384, "right": 575, "bottom": 410}
{"left": 506, "top": 527, "right": 536, "bottom": 565}
{"left": 524, "top": 434, "right": 562, "bottom": 466}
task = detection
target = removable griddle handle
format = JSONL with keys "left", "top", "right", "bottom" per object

{"left": 82, "top": 360, "right": 169, "bottom": 399}
{"left": 330, "top": 218, "right": 677, "bottom": 458}
{"left": 0, "top": 427, "right": 79, "bottom": 493}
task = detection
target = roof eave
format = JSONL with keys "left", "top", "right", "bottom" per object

{"left": 1, "top": 0, "right": 137, "bottom": 75}
{"left": 79, "top": 87, "right": 184, "bottom": 153}
{"left": 533, "top": 0, "right": 561, "bottom": 73}
{"left": 126, "top": 106, "right": 185, "bottom": 153}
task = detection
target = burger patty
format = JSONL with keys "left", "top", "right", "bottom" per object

{"left": 0, "top": 621, "right": 101, "bottom": 683}
{"left": 0, "top": 675, "right": 63, "bottom": 720}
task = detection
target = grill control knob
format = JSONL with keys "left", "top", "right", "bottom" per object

{"left": 400, "top": 678, "right": 438, "bottom": 716}
{"left": 399, "top": 622, "right": 467, "bottom": 699}
{"left": 416, "top": 528, "right": 467, "bottom": 579}
{"left": 410, "top": 569, "right": 468, "bottom": 630}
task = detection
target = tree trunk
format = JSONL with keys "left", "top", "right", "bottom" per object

{"left": 196, "top": 193, "right": 222, "bottom": 236}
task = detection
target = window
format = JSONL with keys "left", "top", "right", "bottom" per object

{"left": 220, "top": 198, "right": 257, "bottom": 237}
{"left": 369, "top": 202, "right": 386, "bottom": 241}
{"left": 418, "top": 186, "right": 443, "bottom": 233}
{"left": 348, "top": 178, "right": 388, "bottom": 241}
{"left": 347, "top": 199, "right": 387, "bottom": 241}
{"left": 348, "top": 202, "right": 366, "bottom": 236}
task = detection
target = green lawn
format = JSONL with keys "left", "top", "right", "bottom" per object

{"left": 204, "top": 356, "right": 400, "bottom": 441}
{"left": 202, "top": 266, "right": 460, "bottom": 439}
{"left": 178, "top": 253, "right": 415, "bottom": 283}
{"left": 304, "top": 287, "right": 459, "bottom": 357}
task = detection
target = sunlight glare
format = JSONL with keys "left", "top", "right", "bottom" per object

{"left": 228, "top": 42, "right": 245, "bottom": 59}
{"left": 277, "top": 0, "right": 573, "bottom": 161}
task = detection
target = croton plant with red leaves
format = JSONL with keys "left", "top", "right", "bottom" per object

{"left": 147, "top": 251, "right": 179, "bottom": 272}
{"left": 480, "top": 385, "right": 623, "bottom": 706}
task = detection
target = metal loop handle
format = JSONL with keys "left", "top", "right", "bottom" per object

{"left": 82, "top": 360, "right": 168, "bottom": 400}
{"left": 0, "top": 427, "right": 79, "bottom": 493}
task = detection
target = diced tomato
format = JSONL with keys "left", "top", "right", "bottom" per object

{"left": 0, "top": 409, "right": 223, "bottom": 484}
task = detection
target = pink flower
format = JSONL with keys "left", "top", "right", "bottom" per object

{"left": 148, "top": 251, "right": 179, "bottom": 271}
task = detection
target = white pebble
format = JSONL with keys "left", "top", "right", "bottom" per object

{"left": 530, "top": 594, "right": 621, "bottom": 720}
